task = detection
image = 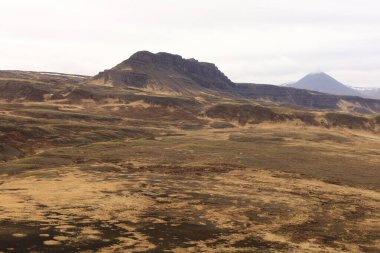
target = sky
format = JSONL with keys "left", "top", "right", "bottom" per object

{"left": 1, "top": 0, "right": 380, "bottom": 87}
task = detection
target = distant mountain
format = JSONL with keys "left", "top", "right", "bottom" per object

{"left": 287, "top": 72, "right": 362, "bottom": 96}
{"left": 352, "top": 87, "right": 380, "bottom": 99}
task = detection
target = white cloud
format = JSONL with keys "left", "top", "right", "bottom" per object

{"left": 1, "top": 0, "right": 380, "bottom": 86}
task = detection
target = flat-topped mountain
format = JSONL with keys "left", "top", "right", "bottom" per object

{"left": 287, "top": 72, "right": 361, "bottom": 96}
{"left": 2, "top": 51, "right": 380, "bottom": 115}
{"left": 91, "top": 51, "right": 235, "bottom": 94}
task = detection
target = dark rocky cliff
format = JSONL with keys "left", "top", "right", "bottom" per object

{"left": 93, "top": 51, "right": 235, "bottom": 91}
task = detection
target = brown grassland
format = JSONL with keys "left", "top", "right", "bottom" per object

{"left": 0, "top": 98, "right": 380, "bottom": 253}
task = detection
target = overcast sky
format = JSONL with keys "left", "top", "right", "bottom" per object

{"left": 1, "top": 0, "right": 380, "bottom": 87}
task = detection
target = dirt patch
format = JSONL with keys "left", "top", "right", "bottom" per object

{"left": 0, "top": 167, "right": 378, "bottom": 252}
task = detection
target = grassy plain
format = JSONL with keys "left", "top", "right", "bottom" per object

{"left": 0, "top": 100, "right": 379, "bottom": 252}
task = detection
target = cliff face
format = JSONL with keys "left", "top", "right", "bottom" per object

{"left": 92, "top": 51, "right": 235, "bottom": 93}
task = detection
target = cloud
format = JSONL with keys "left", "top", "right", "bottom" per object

{"left": 1, "top": 0, "right": 380, "bottom": 86}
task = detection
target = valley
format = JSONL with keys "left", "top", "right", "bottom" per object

{"left": 0, "top": 52, "right": 380, "bottom": 252}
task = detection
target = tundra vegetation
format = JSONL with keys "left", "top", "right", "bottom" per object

{"left": 0, "top": 53, "right": 379, "bottom": 252}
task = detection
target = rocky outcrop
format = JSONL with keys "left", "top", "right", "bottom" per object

{"left": 94, "top": 70, "right": 149, "bottom": 88}
{"left": 125, "top": 51, "right": 234, "bottom": 89}
{"left": 92, "top": 51, "right": 235, "bottom": 92}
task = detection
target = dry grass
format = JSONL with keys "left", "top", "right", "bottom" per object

{"left": 1, "top": 100, "right": 380, "bottom": 252}
{"left": 0, "top": 166, "right": 379, "bottom": 252}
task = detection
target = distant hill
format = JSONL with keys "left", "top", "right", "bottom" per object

{"left": 90, "top": 51, "right": 236, "bottom": 95}
{"left": 2, "top": 51, "right": 380, "bottom": 115}
{"left": 235, "top": 83, "right": 380, "bottom": 114}
{"left": 287, "top": 72, "right": 362, "bottom": 96}
{"left": 352, "top": 87, "right": 380, "bottom": 99}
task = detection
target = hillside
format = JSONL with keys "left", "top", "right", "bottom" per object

{"left": 236, "top": 83, "right": 380, "bottom": 114}
{"left": 354, "top": 86, "right": 380, "bottom": 99}
{"left": 1, "top": 51, "right": 380, "bottom": 252}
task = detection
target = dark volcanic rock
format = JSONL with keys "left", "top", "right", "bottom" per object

{"left": 96, "top": 70, "right": 149, "bottom": 88}
{"left": 92, "top": 51, "right": 235, "bottom": 92}
{"left": 125, "top": 51, "right": 234, "bottom": 89}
